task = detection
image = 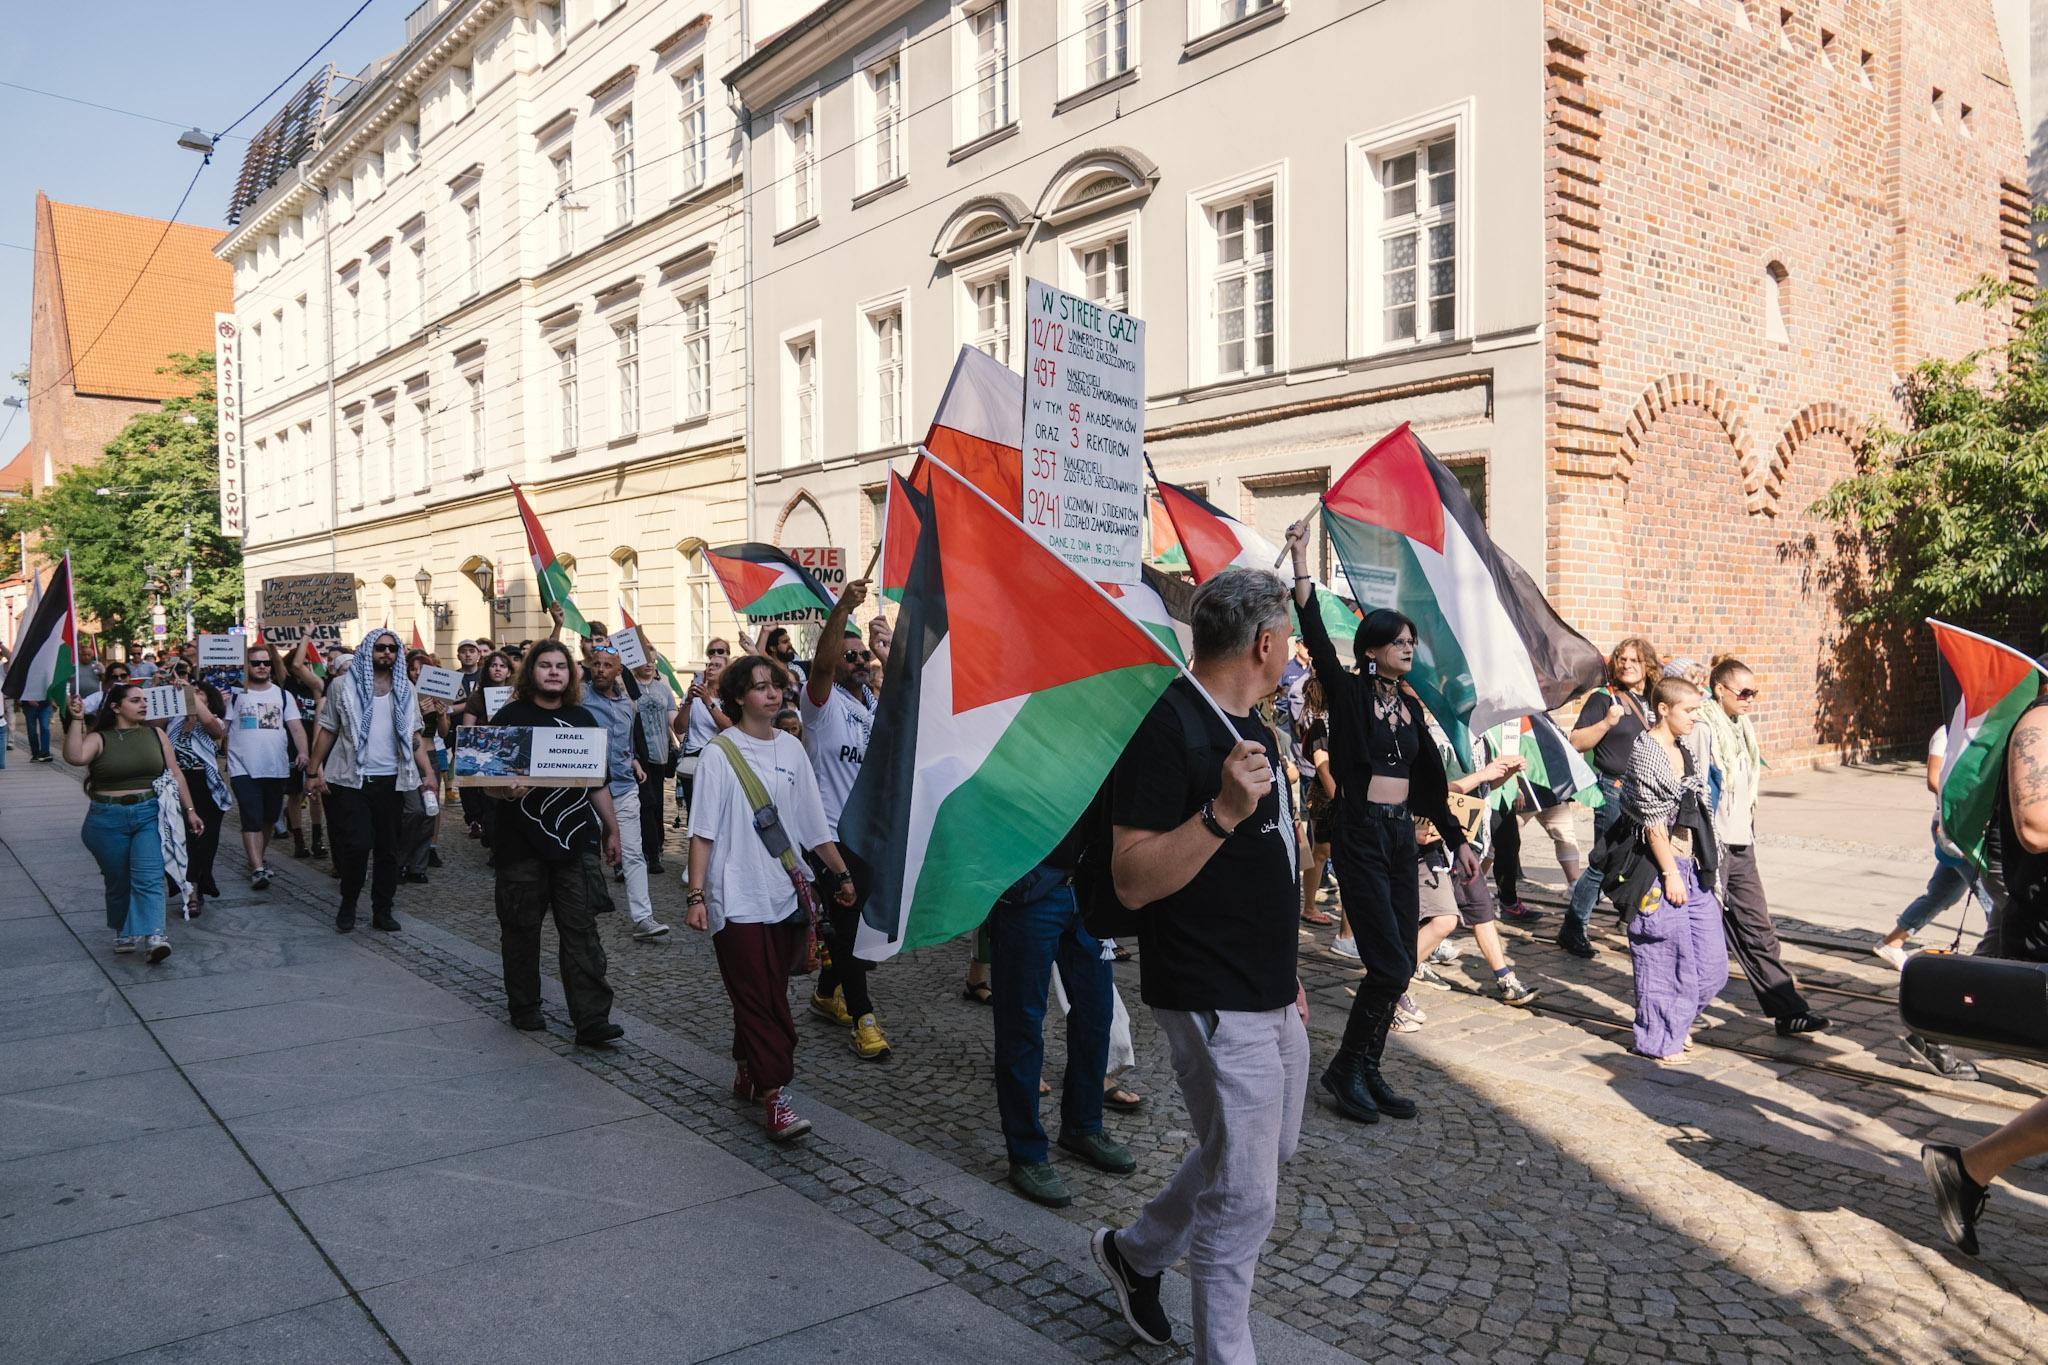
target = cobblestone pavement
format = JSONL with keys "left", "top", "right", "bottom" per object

{"left": 234, "top": 795, "right": 2047, "bottom": 1364}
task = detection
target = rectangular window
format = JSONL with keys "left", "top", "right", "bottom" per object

{"left": 971, "top": 273, "right": 1010, "bottom": 363}
{"left": 1376, "top": 134, "right": 1455, "bottom": 344}
{"left": 609, "top": 109, "right": 635, "bottom": 229}
{"left": 413, "top": 400, "right": 432, "bottom": 492}
{"left": 250, "top": 323, "right": 264, "bottom": 390}
{"left": 347, "top": 424, "right": 365, "bottom": 509}
{"left": 791, "top": 337, "right": 817, "bottom": 464}
{"left": 1209, "top": 190, "right": 1274, "bottom": 376}
{"left": 970, "top": 4, "right": 1010, "bottom": 136}
{"left": 787, "top": 106, "right": 817, "bottom": 224}
{"left": 537, "top": 1, "right": 563, "bottom": 58}
{"left": 272, "top": 309, "right": 286, "bottom": 376}
{"left": 345, "top": 282, "right": 361, "bottom": 362}
{"left": 869, "top": 56, "right": 903, "bottom": 185}
{"left": 675, "top": 66, "right": 707, "bottom": 196}
{"left": 376, "top": 262, "right": 392, "bottom": 350}
{"left": 463, "top": 196, "right": 482, "bottom": 296}
{"left": 380, "top": 412, "right": 397, "bottom": 501}
{"left": 1081, "top": 237, "right": 1129, "bottom": 312}
{"left": 613, "top": 320, "right": 639, "bottom": 436}
{"left": 556, "top": 343, "right": 579, "bottom": 450}
{"left": 552, "top": 149, "right": 576, "bottom": 257}
{"left": 297, "top": 421, "right": 314, "bottom": 505}
{"left": 466, "top": 373, "right": 485, "bottom": 475}
{"left": 410, "top": 240, "right": 427, "bottom": 330}
{"left": 1211, "top": 0, "right": 1277, "bottom": 29}
{"left": 869, "top": 307, "right": 903, "bottom": 446}
{"left": 1082, "top": 0, "right": 1129, "bottom": 85}
{"left": 677, "top": 292, "right": 710, "bottom": 420}
{"left": 295, "top": 295, "right": 310, "bottom": 369}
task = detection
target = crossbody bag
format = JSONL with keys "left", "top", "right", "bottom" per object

{"left": 708, "top": 733, "right": 818, "bottom": 973}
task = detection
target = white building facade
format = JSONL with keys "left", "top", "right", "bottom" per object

{"left": 219, "top": 0, "right": 753, "bottom": 666}
{"left": 726, "top": 0, "right": 1548, "bottom": 592}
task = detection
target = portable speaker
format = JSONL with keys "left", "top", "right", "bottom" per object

{"left": 1898, "top": 952, "right": 2048, "bottom": 1063}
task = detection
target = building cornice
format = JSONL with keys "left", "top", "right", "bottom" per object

{"left": 725, "top": 0, "right": 920, "bottom": 109}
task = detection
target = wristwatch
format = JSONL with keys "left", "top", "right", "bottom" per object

{"left": 1199, "top": 799, "right": 1233, "bottom": 840}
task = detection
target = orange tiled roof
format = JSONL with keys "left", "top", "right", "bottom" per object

{"left": 0, "top": 442, "right": 30, "bottom": 495}
{"left": 44, "top": 199, "right": 230, "bottom": 401}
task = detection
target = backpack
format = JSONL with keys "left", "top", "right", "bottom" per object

{"left": 1075, "top": 680, "right": 1243, "bottom": 941}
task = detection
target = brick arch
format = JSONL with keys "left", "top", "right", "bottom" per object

{"left": 774, "top": 490, "right": 829, "bottom": 545}
{"left": 1768, "top": 402, "right": 1863, "bottom": 513}
{"left": 1615, "top": 372, "right": 1768, "bottom": 513}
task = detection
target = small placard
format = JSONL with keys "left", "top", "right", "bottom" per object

{"left": 140, "top": 686, "right": 187, "bottom": 721}
{"left": 197, "top": 634, "right": 243, "bottom": 667}
{"left": 483, "top": 686, "right": 513, "bottom": 719}
{"left": 609, "top": 627, "right": 648, "bottom": 670}
{"left": 455, "top": 725, "right": 607, "bottom": 787}
{"left": 415, "top": 665, "right": 466, "bottom": 702}
{"left": 1343, "top": 564, "right": 1400, "bottom": 611}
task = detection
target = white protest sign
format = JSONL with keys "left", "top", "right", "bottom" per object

{"left": 1344, "top": 565, "right": 1400, "bottom": 611}
{"left": 1022, "top": 278, "right": 1145, "bottom": 585}
{"left": 140, "top": 687, "right": 187, "bottom": 721}
{"left": 483, "top": 686, "right": 512, "bottom": 718}
{"left": 455, "top": 725, "right": 606, "bottom": 787}
{"left": 197, "top": 634, "right": 242, "bottom": 667}
{"left": 415, "top": 665, "right": 466, "bottom": 702}
{"left": 608, "top": 628, "right": 648, "bottom": 670}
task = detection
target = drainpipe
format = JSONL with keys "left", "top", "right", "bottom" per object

{"left": 300, "top": 165, "right": 339, "bottom": 573}
{"left": 735, "top": 0, "right": 758, "bottom": 542}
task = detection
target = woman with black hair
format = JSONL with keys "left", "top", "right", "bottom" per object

{"left": 1286, "top": 521, "right": 1478, "bottom": 1124}
{"left": 458, "top": 650, "right": 517, "bottom": 852}
{"left": 167, "top": 679, "right": 230, "bottom": 915}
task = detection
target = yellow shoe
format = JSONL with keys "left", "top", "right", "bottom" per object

{"left": 808, "top": 989, "right": 853, "bottom": 1028}
{"left": 850, "top": 1012, "right": 891, "bottom": 1060}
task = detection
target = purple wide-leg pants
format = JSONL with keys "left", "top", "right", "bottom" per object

{"left": 1628, "top": 856, "right": 1729, "bottom": 1058}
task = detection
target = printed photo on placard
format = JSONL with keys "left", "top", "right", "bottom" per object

{"left": 199, "top": 664, "right": 243, "bottom": 694}
{"left": 454, "top": 725, "right": 607, "bottom": 787}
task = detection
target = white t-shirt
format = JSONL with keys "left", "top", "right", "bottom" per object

{"left": 361, "top": 693, "right": 400, "bottom": 776}
{"left": 681, "top": 684, "right": 724, "bottom": 753}
{"left": 687, "top": 729, "right": 830, "bottom": 932}
{"left": 227, "top": 684, "right": 293, "bottom": 779}
{"left": 800, "top": 682, "right": 873, "bottom": 839}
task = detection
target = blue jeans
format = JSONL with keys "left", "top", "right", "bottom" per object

{"left": 1896, "top": 860, "right": 1987, "bottom": 934}
{"left": 21, "top": 701, "right": 52, "bottom": 759}
{"left": 1565, "top": 773, "right": 1625, "bottom": 931}
{"left": 989, "top": 865, "right": 1112, "bottom": 1165}
{"left": 81, "top": 798, "right": 165, "bottom": 939}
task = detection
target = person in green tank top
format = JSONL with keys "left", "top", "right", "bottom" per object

{"left": 62, "top": 684, "right": 203, "bottom": 963}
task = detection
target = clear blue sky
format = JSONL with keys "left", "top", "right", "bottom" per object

{"left": 1, "top": 0, "right": 417, "bottom": 454}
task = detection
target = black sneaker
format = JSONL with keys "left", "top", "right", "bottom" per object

{"left": 1902, "top": 1034, "right": 1981, "bottom": 1081}
{"left": 1922, "top": 1143, "right": 1987, "bottom": 1256}
{"left": 427, "top": 847, "right": 443, "bottom": 868}
{"left": 1092, "top": 1228, "right": 1171, "bottom": 1346}
{"left": 1554, "top": 923, "right": 1596, "bottom": 959}
{"left": 1775, "top": 1012, "right": 1830, "bottom": 1037}
{"left": 576, "top": 1022, "right": 625, "bottom": 1047}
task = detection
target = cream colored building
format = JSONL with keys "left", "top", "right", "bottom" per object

{"left": 726, "top": 0, "right": 1547, "bottom": 591}
{"left": 218, "top": 0, "right": 753, "bottom": 666}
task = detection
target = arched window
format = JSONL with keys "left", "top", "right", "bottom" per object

{"left": 611, "top": 547, "right": 640, "bottom": 621}
{"left": 1763, "top": 260, "right": 1790, "bottom": 344}
{"left": 677, "top": 538, "right": 713, "bottom": 665}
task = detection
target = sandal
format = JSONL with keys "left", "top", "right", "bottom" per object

{"left": 1111, "top": 944, "right": 1134, "bottom": 963}
{"left": 1103, "top": 1084, "right": 1144, "bottom": 1111}
{"left": 1300, "top": 908, "right": 1335, "bottom": 927}
{"left": 1039, "top": 1079, "right": 1051, "bottom": 1095}
{"left": 962, "top": 980, "right": 993, "bottom": 1006}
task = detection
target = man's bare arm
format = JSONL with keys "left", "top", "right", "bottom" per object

{"left": 2007, "top": 707, "right": 2048, "bottom": 854}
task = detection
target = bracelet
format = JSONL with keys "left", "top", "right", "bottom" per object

{"left": 1293, "top": 575, "right": 1312, "bottom": 582}
{"left": 1199, "top": 799, "right": 1233, "bottom": 840}
{"left": 685, "top": 889, "right": 706, "bottom": 906}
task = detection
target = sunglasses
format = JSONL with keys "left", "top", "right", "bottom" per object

{"left": 372, "top": 643, "right": 399, "bottom": 653}
{"left": 707, "top": 648, "right": 730, "bottom": 657}
{"left": 1723, "top": 686, "right": 1760, "bottom": 701}
{"left": 591, "top": 645, "right": 619, "bottom": 656}
{"left": 846, "top": 651, "right": 872, "bottom": 664}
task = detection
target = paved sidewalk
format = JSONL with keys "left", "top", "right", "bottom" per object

{"left": 0, "top": 761, "right": 1116, "bottom": 1365}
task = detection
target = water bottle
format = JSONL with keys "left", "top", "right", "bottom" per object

{"left": 422, "top": 789, "right": 439, "bottom": 818}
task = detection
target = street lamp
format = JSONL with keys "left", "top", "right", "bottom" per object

{"left": 176, "top": 128, "right": 216, "bottom": 159}
{"left": 414, "top": 567, "right": 449, "bottom": 631}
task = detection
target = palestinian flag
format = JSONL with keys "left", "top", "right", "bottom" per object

{"left": 705, "top": 543, "right": 837, "bottom": 620}
{"left": 880, "top": 467, "right": 925, "bottom": 604}
{"left": 509, "top": 478, "right": 590, "bottom": 637}
{"left": 1930, "top": 620, "right": 2048, "bottom": 876}
{"left": 842, "top": 458, "right": 1182, "bottom": 962}
{"left": 1481, "top": 714, "right": 1603, "bottom": 813}
{"left": 617, "top": 601, "right": 684, "bottom": 694}
{"left": 1323, "top": 423, "right": 1603, "bottom": 758}
{"left": 925, "top": 345, "right": 1022, "bottom": 514}
{"left": 2, "top": 555, "right": 77, "bottom": 707}
{"left": 1149, "top": 468, "right": 1358, "bottom": 644}
{"left": 1102, "top": 567, "right": 1191, "bottom": 663}
{"left": 1147, "top": 493, "right": 1189, "bottom": 572}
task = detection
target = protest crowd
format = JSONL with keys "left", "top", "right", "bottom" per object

{"left": 8, "top": 414, "right": 2047, "bottom": 1364}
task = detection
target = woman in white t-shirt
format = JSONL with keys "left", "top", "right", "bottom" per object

{"left": 684, "top": 653, "right": 858, "bottom": 1144}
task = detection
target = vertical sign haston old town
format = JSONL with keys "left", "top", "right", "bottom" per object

{"left": 215, "top": 313, "right": 245, "bottom": 539}
{"left": 1021, "top": 279, "right": 1145, "bottom": 585}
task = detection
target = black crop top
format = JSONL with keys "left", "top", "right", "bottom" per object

{"left": 1296, "top": 583, "right": 1466, "bottom": 850}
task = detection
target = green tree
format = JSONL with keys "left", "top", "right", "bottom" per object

{"left": 20, "top": 353, "right": 242, "bottom": 641}
{"left": 1817, "top": 280, "right": 2048, "bottom": 644}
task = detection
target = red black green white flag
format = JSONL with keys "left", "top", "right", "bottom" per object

{"left": 2, "top": 555, "right": 77, "bottom": 707}
{"left": 705, "top": 543, "right": 837, "bottom": 619}
{"left": 880, "top": 467, "right": 925, "bottom": 604}
{"left": 1149, "top": 467, "right": 1358, "bottom": 643}
{"left": 1322, "top": 423, "right": 1603, "bottom": 756}
{"left": 924, "top": 345, "right": 1023, "bottom": 514}
{"left": 617, "top": 600, "right": 685, "bottom": 695}
{"left": 841, "top": 457, "right": 1182, "bottom": 962}
{"left": 1930, "top": 619, "right": 2048, "bottom": 877}
{"left": 509, "top": 478, "right": 591, "bottom": 637}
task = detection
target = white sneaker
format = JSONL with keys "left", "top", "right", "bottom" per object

{"left": 1390, "top": 1009, "right": 1421, "bottom": 1034}
{"left": 631, "top": 920, "right": 671, "bottom": 941}
{"left": 1414, "top": 964, "right": 1454, "bottom": 991}
{"left": 1873, "top": 942, "right": 1910, "bottom": 971}
{"left": 1396, "top": 992, "right": 1426, "bottom": 1025}
{"left": 145, "top": 934, "right": 172, "bottom": 964}
{"left": 112, "top": 935, "right": 137, "bottom": 954}
{"left": 1428, "top": 939, "right": 1461, "bottom": 966}
{"left": 1331, "top": 936, "right": 1360, "bottom": 960}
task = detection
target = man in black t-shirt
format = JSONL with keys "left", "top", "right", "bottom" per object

{"left": 1091, "top": 568, "right": 1306, "bottom": 1360}
{"left": 487, "top": 640, "right": 626, "bottom": 1047}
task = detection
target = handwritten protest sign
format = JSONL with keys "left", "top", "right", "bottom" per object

{"left": 608, "top": 628, "right": 648, "bottom": 670}
{"left": 140, "top": 687, "right": 186, "bottom": 721}
{"left": 455, "top": 726, "right": 606, "bottom": 787}
{"left": 260, "top": 573, "right": 358, "bottom": 627}
{"left": 415, "top": 665, "right": 466, "bottom": 702}
{"left": 1022, "top": 278, "right": 1145, "bottom": 585}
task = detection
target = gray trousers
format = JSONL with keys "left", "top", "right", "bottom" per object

{"left": 1120, "top": 1005, "right": 1308, "bottom": 1364}
{"left": 1719, "top": 844, "right": 1808, "bottom": 1020}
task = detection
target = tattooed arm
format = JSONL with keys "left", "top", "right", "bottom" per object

{"left": 2008, "top": 705, "right": 2048, "bottom": 854}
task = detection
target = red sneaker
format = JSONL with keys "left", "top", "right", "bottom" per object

{"left": 732, "top": 1059, "right": 754, "bottom": 1101}
{"left": 761, "top": 1088, "right": 811, "bottom": 1142}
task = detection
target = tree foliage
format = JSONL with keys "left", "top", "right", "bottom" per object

{"left": 20, "top": 353, "right": 242, "bottom": 640}
{"left": 1817, "top": 281, "right": 2048, "bottom": 643}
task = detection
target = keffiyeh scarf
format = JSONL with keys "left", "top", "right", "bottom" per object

{"left": 350, "top": 629, "right": 418, "bottom": 774}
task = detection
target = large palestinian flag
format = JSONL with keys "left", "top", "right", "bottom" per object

{"left": 705, "top": 543, "right": 837, "bottom": 619}
{"left": 510, "top": 478, "right": 590, "bottom": 637}
{"left": 1930, "top": 620, "right": 2047, "bottom": 876}
{"left": 1147, "top": 493, "right": 1189, "bottom": 572}
{"left": 2, "top": 555, "right": 76, "bottom": 707}
{"left": 1481, "top": 713, "right": 1603, "bottom": 813}
{"left": 842, "top": 458, "right": 1182, "bottom": 962}
{"left": 925, "top": 344, "right": 1023, "bottom": 514}
{"left": 1323, "top": 424, "right": 1602, "bottom": 756}
{"left": 1102, "top": 567, "right": 1192, "bottom": 663}
{"left": 1149, "top": 469, "right": 1358, "bottom": 644}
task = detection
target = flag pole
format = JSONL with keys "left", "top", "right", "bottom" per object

{"left": 1272, "top": 501, "right": 1323, "bottom": 570}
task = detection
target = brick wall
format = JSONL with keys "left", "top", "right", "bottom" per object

{"left": 1543, "top": 0, "right": 2031, "bottom": 767}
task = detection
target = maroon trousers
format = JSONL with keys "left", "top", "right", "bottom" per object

{"left": 712, "top": 916, "right": 804, "bottom": 1092}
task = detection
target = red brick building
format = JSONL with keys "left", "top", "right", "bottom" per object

{"left": 1543, "top": 0, "right": 2032, "bottom": 763}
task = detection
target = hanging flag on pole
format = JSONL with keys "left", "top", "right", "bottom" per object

{"left": 705, "top": 543, "right": 838, "bottom": 619}
{"left": 1100, "top": 567, "right": 1191, "bottom": 664}
{"left": 880, "top": 467, "right": 926, "bottom": 604}
{"left": 1321, "top": 423, "right": 1603, "bottom": 758}
{"left": 3, "top": 553, "right": 78, "bottom": 707}
{"left": 10, "top": 566, "right": 45, "bottom": 656}
{"left": 841, "top": 457, "right": 1183, "bottom": 963}
{"left": 1929, "top": 620, "right": 2048, "bottom": 876}
{"left": 509, "top": 478, "right": 591, "bottom": 637}
{"left": 925, "top": 345, "right": 1024, "bottom": 514}
{"left": 1481, "top": 714, "right": 1604, "bottom": 813}
{"left": 1149, "top": 466, "right": 1359, "bottom": 644}
{"left": 1147, "top": 493, "right": 1189, "bottom": 572}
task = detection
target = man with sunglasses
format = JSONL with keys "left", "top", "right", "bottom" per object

{"left": 801, "top": 579, "right": 890, "bottom": 1060}
{"left": 226, "top": 644, "right": 309, "bottom": 892}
